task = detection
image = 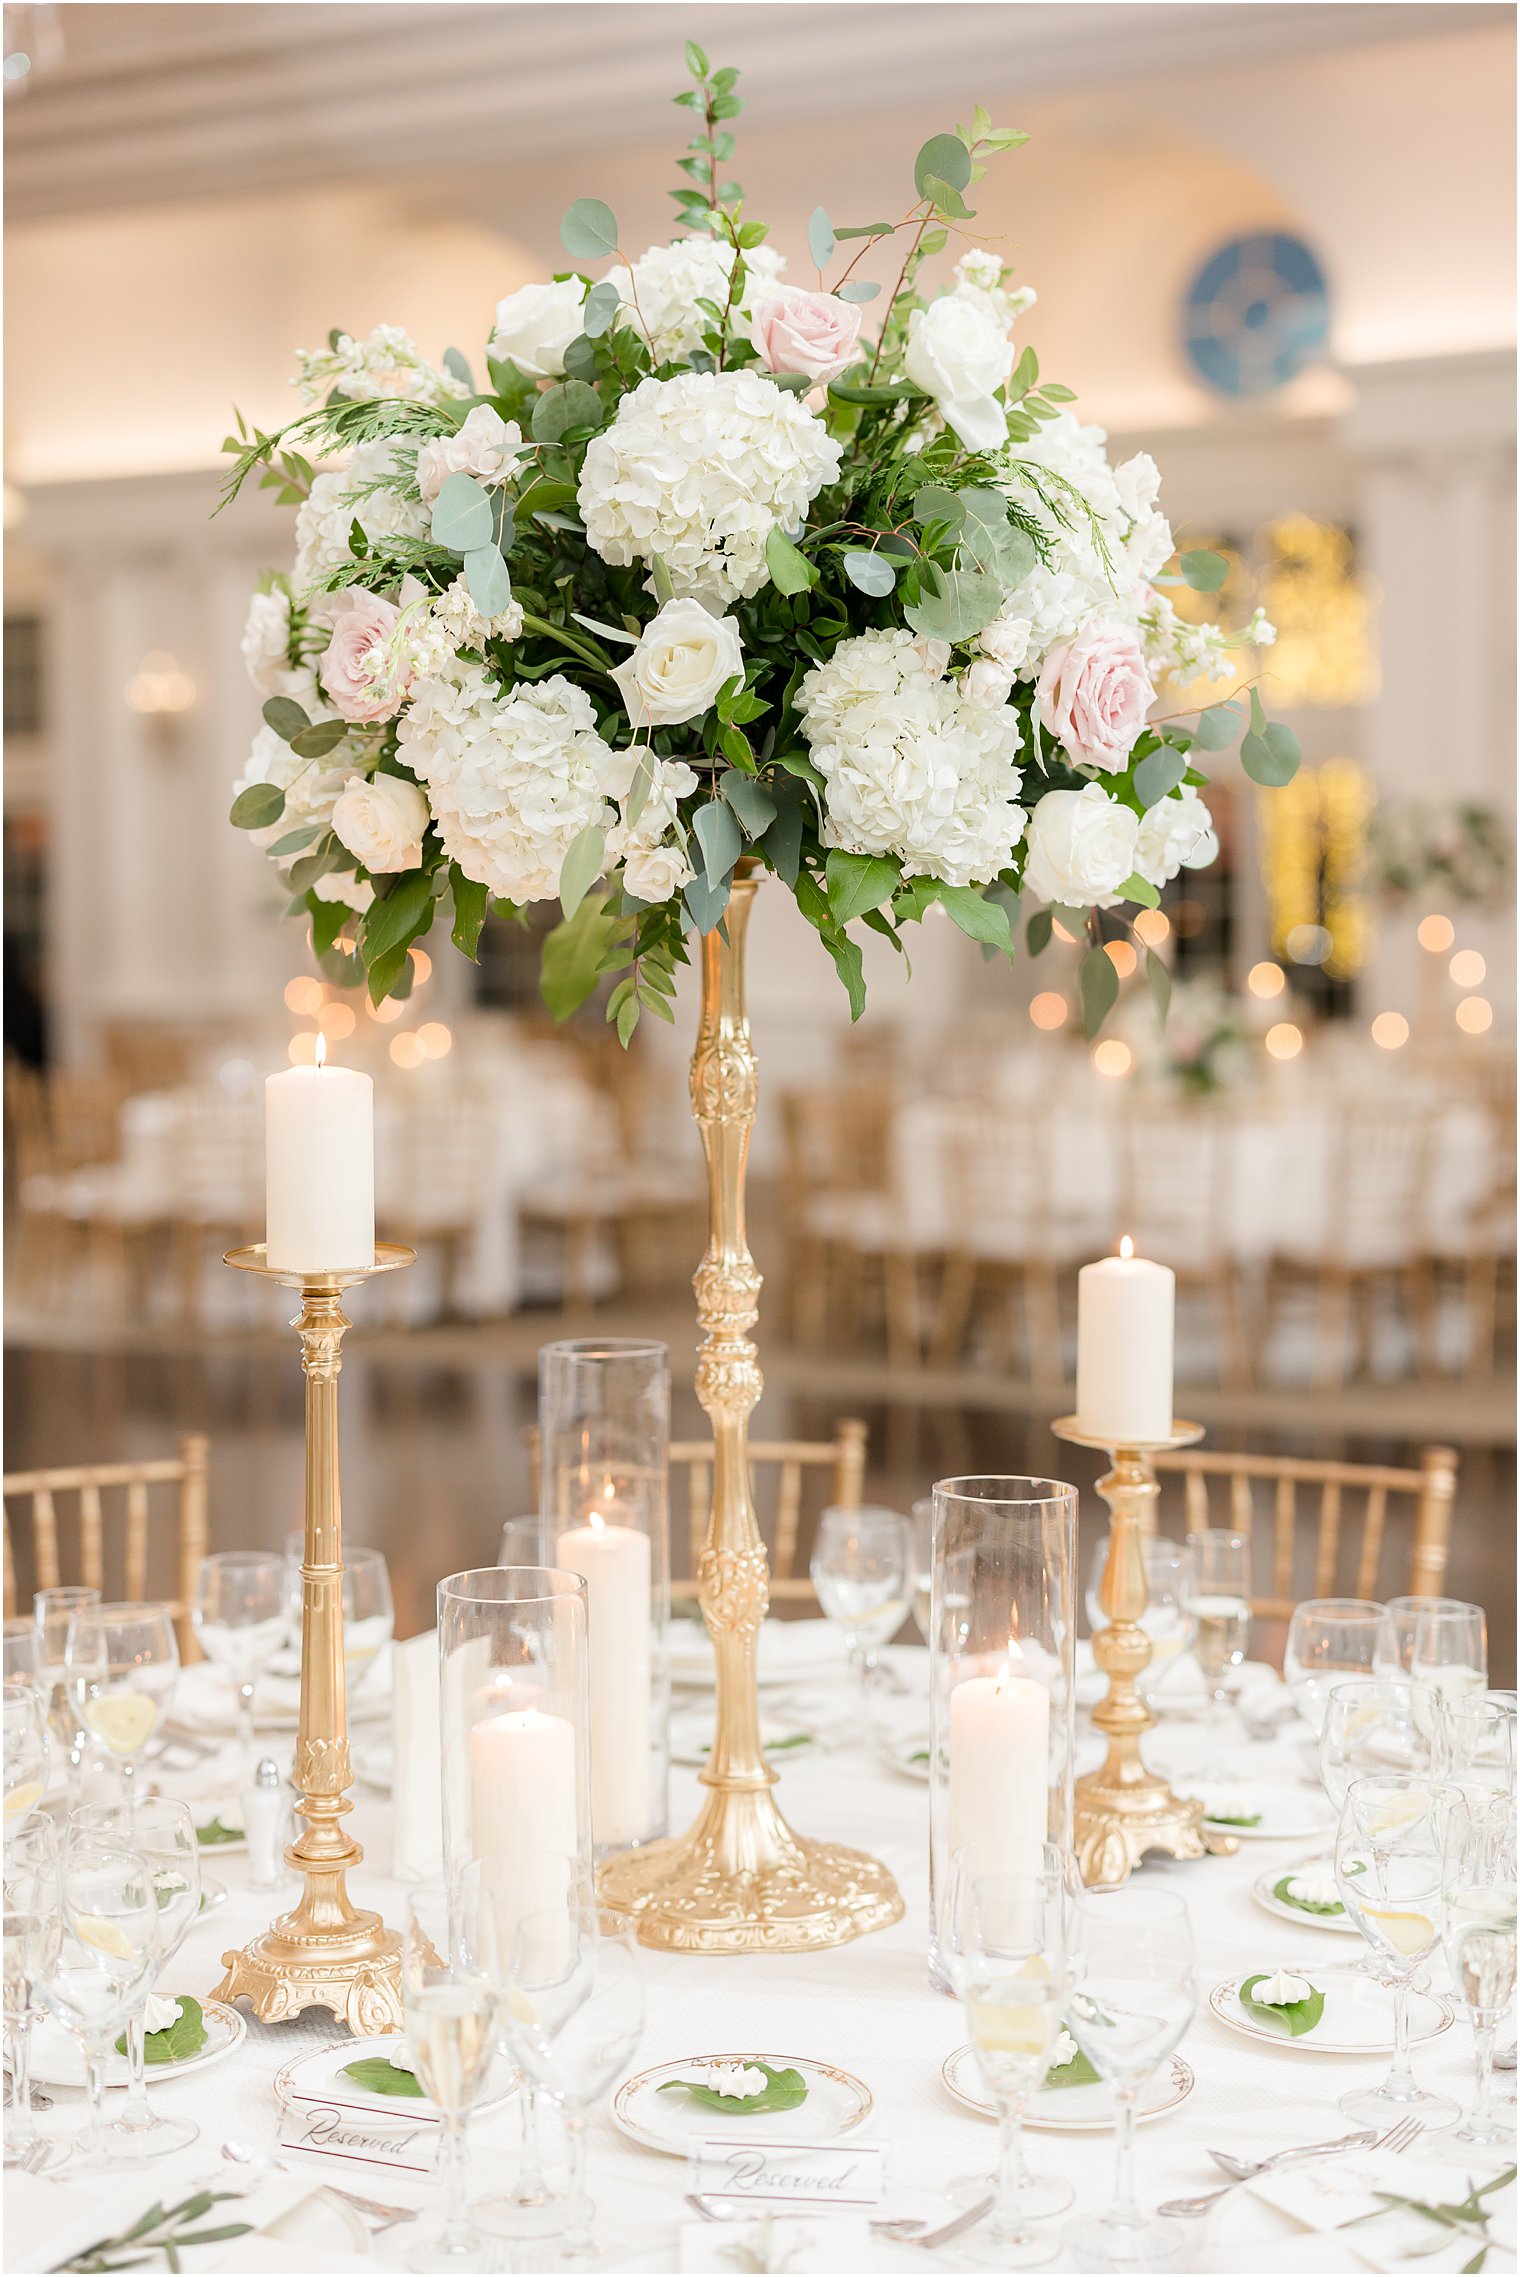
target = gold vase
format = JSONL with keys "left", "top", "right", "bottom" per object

{"left": 598, "top": 866, "right": 904, "bottom": 1952}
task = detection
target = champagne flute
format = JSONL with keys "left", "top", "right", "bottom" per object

{"left": 810, "top": 1506, "right": 910, "bottom": 1720}
{"left": 1086, "top": 1537, "right": 1197, "bottom": 1709}
{"left": 3, "top": 1620, "right": 42, "bottom": 1687}
{"left": 1284, "top": 1599, "right": 1384, "bottom": 1737}
{"left": 3, "top": 1816, "right": 65, "bottom": 2172}
{"left": 71, "top": 1798, "right": 201, "bottom": 2160}
{"left": 1430, "top": 1798, "right": 1517, "bottom": 2159}
{"left": 1063, "top": 1886, "right": 1196, "bottom": 2270}
{"left": 3, "top": 1678, "right": 49, "bottom": 1839}
{"left": 65, "top": 1605, "right": 179, "bottom": 1811}
{"left": 909, "top": 1497, "right": 935, "bottom": 1645}
{"left": 1375, "top": 1596, "right": 1467, "bottom": 1749}
{"left": 34, "top": 1587, "right": 100, "bottom": 1809}
{"left": 31, "top": 1839, "right": 160, "bottom": 2174}
{"left": 1183, "top": 1531, "right": 1249, "bottom": 1777}
{"left": 1334, "top": 1773, "right": 1462, "bottom": 2130}
{"left": 1321, "top": 1680, "right": 1421, "bottom": 1972}
{"left": 401, "top": 1872, "right": 505, "bottom": 2272}
{"left": 192, "top": 1552, "right": 286, "bottom": 1772}
{"left": 1409, "top": 1601, "right": 1487, "bottom": 1744}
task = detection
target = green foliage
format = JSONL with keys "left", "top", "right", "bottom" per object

{"left": 659, "top": 2061, "right": 808, "bottom": 2116}
{"left": 559, "top": 822, "right": 607, "bottom": 919}
{"left": 230, "top": 783, "right": 284, "bottom": 830}
{"left": 1271, "top": 1875, "right": 1343, "bottom": 1917}
{"left": 1241, "top": 687, "right": 1301, "bottom": 786}
{"left": 560, "top": 198, "right": 620, "bottom": 260}
{"left": 541, "top": 890, "right": 619, "bottom": 1019}
{"left": 1180, "top": 548, "right": 1230, "bottom": 593}
{"left": 1079, "top": 944, "right": 1119, "bottom": 1039}
{"left": 1239, "top": 1975, "right": 1325, "bottom": 2037}
{"left": 450, "top": 868, "right": 489, "bottom": 960}
{"left": 914, "top": 133, "right": 972, "bottom": 197}
{"left": 1133, "top": 747, "right": 1187, "bottom": 809}
{"left": 764, "top": 525, "right": 815, "bottom": 595}
{"left": 431, "top": 472, "right": 494, "bottom": 551}
{"left": 1043, "top": 2044, "right": 1100, "bottom": 2088}
{"left": 341, "top": 2056, "right": 428, "bottom": 2098}
{"left": 115, "top": 1995, "right": 208, "bottom": 2065}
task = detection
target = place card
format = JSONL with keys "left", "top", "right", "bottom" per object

{"left": 686, "top": 2137, "right": 886, "bottom": 2209}
{"left": 277, "top": 2095, "right": 438, "bottom": 2175}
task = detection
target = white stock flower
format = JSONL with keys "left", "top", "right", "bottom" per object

{"left": 232, "top": 722, "right": 347, "bottom": 862}
{"left": 240, "top": 588, "right": 315, "bottom": 706}
{"left": 291, "top": 440, "right": 428, "bottom": 607}
{"left": 331, "top": 771, "right": 432, "bottom": 873}
{"left": 1134, "top": 786, "right": 1218, "bottom": 888}
{"left": 1021, "top": 782, "right": 1140, "bottom": 907}
{"left": 397, "top": 666, "right": 631, "bottom": 904}
{"left": 415, "top": 406, "right": 525, "bottom": 505}
{"left": 613, "top": 756, "right": 700, "bottom": 903}
{"left": 954, "top": 247, "right": 1006, "bottom": 295}
{"left": 295, "top": 325, "right": 467, "bottom": 407}
{"left": 490, "top": 278, "right": 587, "bottom": 378}
{"left": 903, "top": 293, "right": 1014, "bottom": 453}
{"left": 611, "top": 598, "right": 742, "bottom": 729}
{"left": 798, "top": 628, "right": 1025, "bottom": 886}
{"left": 578, "top": 369, "right": 842, "bottom": 607}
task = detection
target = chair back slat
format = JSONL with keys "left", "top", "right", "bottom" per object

{"left": 773, "top": 1461, "right": 804, "bottom": 1581}
{"left": 124, "top": 1479, "right": 150, "bottom": 1604}
{"left": 1355, "top": 1486, "right": 1388, "bottom": 1600}
{"left": 1410, "top": 1446, "right": 1458, "bottom": 1596}
{"left": 671, "top": 1420, "right": 869, "bottom": 1604}
{"left": 2, "top": 1438, "right": 209, "bottom": 1659}
{"left": 79, "top": 1483, "right": 104, "bottom": 1591}
{"left": 1272, "top": 1476, "right": 1296, "bottom": 1604}
{"left": 1229, "top": 1472, "right": 1253, "bottom": 1537}
{"left": 1184, "top": 1471, "right": 1210, "bottom": 1533}
{"left": 1313, "top": 1481, "right": 1342, "bottom": 1596}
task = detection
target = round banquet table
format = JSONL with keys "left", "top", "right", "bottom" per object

{"left": 8, "top": 1649, "right": 1512, "bottom": 2277}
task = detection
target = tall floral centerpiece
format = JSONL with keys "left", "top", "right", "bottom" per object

{"left": 224, "top": 46, "right": 1298, "bottom": 1950}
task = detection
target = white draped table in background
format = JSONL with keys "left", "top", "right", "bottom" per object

{"left": 8, "top": 1649, "right": 1513, "bottom": 2277}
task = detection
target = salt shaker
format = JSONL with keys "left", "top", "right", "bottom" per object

{"left": 241, "top": 1756, "right": 290, "bottom": 1888}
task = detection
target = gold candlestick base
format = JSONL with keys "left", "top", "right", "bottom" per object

{"left": 213, "top": 1241, "right": 414, "bottom": 2031}
{"left": 1053, "top": 1417, "right": 1238, "bottom": 1889}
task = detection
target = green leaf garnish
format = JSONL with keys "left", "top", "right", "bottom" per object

{"left": 1043, "top": 2047, "right": 1099, "bottom": 2088}
{"left": 1240, "top": 1974, "right": 1325, "bottom": 2036}
{"left": 195, "top": 1816, "right": 243, "bottom": 1846}
{"left": 116, "top": 1995, "right": 208, "bottom": 2065}
{"left": 1272, "top": 1875, "right": 1344, "bottom": 1917}
{"left": 342, "top": 2055, "right": 426, "bottom": 2098}
{"left": 658, "top": 2061, "right": 808, "bottom": 2115}
{"left": 1206, "top": 1806, "right": 1263, "bottom": 1827}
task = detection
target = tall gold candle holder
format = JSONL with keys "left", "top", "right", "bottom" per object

{"left": 213, "top": 1240, "right": 414, "bottom": 2031}
{"left": 598, "top": 868, "right": 904, "bottom": 1952}
{"left": 1052, "top": 1417, "right": 1239, "bottom": 1889}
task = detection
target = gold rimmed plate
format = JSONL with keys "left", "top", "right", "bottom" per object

{"left": 1208, "top": 1973, "right": 1453, "bottom": 2055}
{"left": 941, "top": 2045, "right": 1194, "bottom": 2132}
{"left": 611, "top": 2053, "right": 872, "bottom": 2157}
{"left": 30, "top": 1997, "right": 246, "bottom": 2089}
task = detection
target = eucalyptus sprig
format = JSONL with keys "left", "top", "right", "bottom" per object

{"left": 51, "top": 2191, "right": 254, "bottom": 2274}
{"left": 1340, "top": 2166, "right": 1516, "bottom": 2274}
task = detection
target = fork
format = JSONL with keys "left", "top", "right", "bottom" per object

{"left": 1157, "top": 2118, "right": 1418, "bottom": 2218}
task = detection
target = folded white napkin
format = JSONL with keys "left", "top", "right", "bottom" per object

{"left": 1252, "top": 2149, "right": 1517, "bottom": 2274}
{"left": 4, "top": 2154, "right": 321, "bottom": 2275}
{"left": 390, "top": 1628, "right": 442, "bottom": 1881}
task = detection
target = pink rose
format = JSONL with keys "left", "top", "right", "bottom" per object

{"left": 748, "top": 287, "right": 863, "bottom": 385}
{"left": 1037, "top": 619, "right": 1155, "bottom": 773}
{"left": 318, "top": 592, "right": 409, "bottom": 724}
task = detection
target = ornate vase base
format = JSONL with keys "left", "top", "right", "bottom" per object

{"left": 215, "top": 1914, "right": 403, "bottom": 2033}
{"left": 1073, "top": 1772, "right": 1239, "bottom": 1890}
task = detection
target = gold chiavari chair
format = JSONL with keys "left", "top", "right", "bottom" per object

{"left": 670, "top": 1417, "right": 868, "bottom": 1607}
{"left": 781, "top": 1085, "right": 930, "bottom": 1368}
{"left": 2, "top": 1435, "right": 210, "bottom": 1661}
{"left": 1152, "top": 1441, "right": 1457, "bottom": 1623}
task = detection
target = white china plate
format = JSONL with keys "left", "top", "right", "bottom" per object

{"left": 1208, "top": 1973, "right": 1453, "bottom": 2055}
{"left": 941, "top": 2045, "right": 1193, "bottom": 2131}
{"left": 29, "top": 1997, "right": 246, "bottom": 2089}
{"left": 611, "top": 2053, "right": 872, "bottom": 2156}
{"left": 173, "top": 1663, "right": 391, "bottom": 1733}
{"left": 1252, "top": 1863, "right": 1361, "bottom": 1934}
{"left": 667, "top": 1620, "right": 846, "bottom": 1693}
{"left": 1196, "top": 1786, "right": 1336, "bottom": 1841}
{"left": 274, "top": 2031, "right": 513, "bottom": 2120}
{"left": 887, "top": 1737, "right": 932, "bottom": 1782}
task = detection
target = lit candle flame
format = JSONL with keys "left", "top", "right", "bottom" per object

{"left": 1118, "top": 1233, "right": 1133, "bottom": 1260}
{"left": 587, "top": 1508, "right": 606, "bottom": 1535}
{"left": 315, "top": 1032, "right": 328, "bottom": 1071}
{"left": 996, "top": 1606, "right": 1024, "bottom": 1692}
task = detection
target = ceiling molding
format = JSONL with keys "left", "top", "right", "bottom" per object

{"left": 5, "top": 2, "right": 1506, "bottom": 220}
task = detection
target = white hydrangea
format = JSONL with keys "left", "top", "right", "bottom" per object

{"left": 397, "top": 666, "right": 632, "bottom": 904}
{"left": 1134, "top": 785, "right": 1219, "bottom": 888}
{"left": 232, "top": 723, "right": 348, "bottom": 864}
{"left": 797, "top": 629, "right": 1026, "bottom": 886}
{"left": 611, "top": 756, "right": 699, "bottom": 903}
{"left": 291, "top": 441, "right": 429, "bottom": 608}
{"left": 609, "top": 236, "right": 787, "bottom": 365}
{"left": 578, "top": 369, "right": 842, "bottom": 607}
{"left": 294, "top": 324, "right": 468, "bottom": 407}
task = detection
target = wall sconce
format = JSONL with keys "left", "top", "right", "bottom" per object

{"left": 124, "top": 650, "right": 197, "bottom": 756}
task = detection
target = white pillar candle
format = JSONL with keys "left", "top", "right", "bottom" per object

{"left": 948, "top": 1664, "right": 1050, "bottom": 1881}
{"left": 1076, "top": 1237, "right": 1175, "bottom": 1446}
{"left": 469, "top": 1703, "right": 579, "bottom": 1940}
{"left": 264, "top": 1047, "right": 374, "bottom": 1273}
{"left": 555, "top": 1509, "right": 652, "bottom": 1848}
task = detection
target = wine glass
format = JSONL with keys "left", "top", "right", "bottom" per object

{"left": 3, "top": 1815, "right": 65, "bottom": 2172}
{"left": 283, "top": 1537, "right": 394, "bottom": 1703}
{"left": 400, "top": 1872, "right": 506, "bottom": 2272}
{"left": 192, "top": 1552, "right": 286, "bottom": 1771}
{"left": 1408, "top": 1601, "right": 1487, "bottom": 1743}
{"left": 3, "top": 1620, "right": 42, "bottom": 1687}
{"left": 31, "top": 1838, "right": 161, "bottom": 2174}
{"left": 1086, "top": 1537, "right": 1197, "bottom": 1709}
{"left": 1284, "top": 1599, "right": 1385, "bottom": 1736}
{"left": 3, "top": 1678, "right": 49, "bottom": 1840}
{"left": 1375, "top": 1596, "right": 1466, "bottom": 1746}
{"left": 1183, "top": 1530, "right": 1249, "bottom": 1777}
{"left": 503, "top": 1895, "right": 645, "bottom": 2264}
{"left": 70, "top": 1798, "right": 201, "bottom": 2160}
{"left": 34, "top": 1587, "right": 100, "bottom": 1809}
{"left": 939, "top": 1847, "right": 1072, "bottom": 2265}
{"left": 1321, "top": 1678, "right": 1422, "bottom": 1812}
{"left": 1429, "top": 1798, "right": 1517, "bottom": 2160}
{"left": 809, "top": 1506, "right": 910, "bottom": 1718}
{"left": 1334, "top": 1773, "right": 1462, "bottom": 2131}
{"left": 1063, "top": 1886, "right": 1197, "bottom": 2270}
{"left": 909, "top": 1497, "right": 935, "bottom": 1645}
{"left": 65, "top": 1605, "right": 179, "bottom": 1809}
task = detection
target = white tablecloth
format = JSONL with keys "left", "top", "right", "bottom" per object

{"left": 9, "top": 1653, "right": 1513, "bottom": 2275}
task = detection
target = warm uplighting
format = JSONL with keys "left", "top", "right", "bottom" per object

{"left": 1247, "top": 961, "right": 1286, "bottom": 999}
{"left": 317, "top": 1001, "right": 357, "bottom": 1041}
{"left": 1092, "top": 1039, "right": 1132, "bottom": 1079}
{"left": 367, "top": 995, "right": 406, "bottom": 1024}
{"left": 288, "top": 1030, "right": 321, "bottom": 1066}
{"left": 1285, "top": 922, "right": 1332, "bottom": 966}
{"left": 1449, "top": 949, "right": 1486, "bottom": 987}
{"left": 1029, "top": 991, "right": 1068, "bottom": 1031}
{"left": 1132, "top": 908, "right": 1170, "bottom": 948}
{"left": 1417, "top": 912, "right": 1455, "bottom": 953}
{"left": 1103, "top": 940, "right": 1137, "bottom": 978}
{"left": 1265, "top": 1022, "right": 1304, "bottom": 1060}
{"left": 1050, "top": 916, "right": 1079, "bottom": 945}
{"left": 123, "top": 650, "right": 197, "bottom": 715}
{"left": 417, "top": 1022, "right": 453, "bottom": 1060}
{"left": 1456, "top": 996, "right": 1493, "bottom": 1035}
{"left": 408, "top": 948, "right": 432, "bottom": 983}
{"left": 389, "top": 1032, "right": 426, "bottom": 1069}
{"left": 283, "top": 976, "right": 324, "bottom": 1016}
{"left": 1370, "top": 1012, "right": 1409, "bottom": 1050}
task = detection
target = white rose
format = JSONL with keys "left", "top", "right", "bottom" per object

{"left": 908, "top": 635, "right": 951, "bottom": 678}
{"left": 415, "top": 406, "right": 525, "bottom": 505}
{"left": 312, "top": 872, "right": 375, "bottom": 914}
{"left": 964, "top": 658, "right": 1015, "bottom": 710}
{"left": 490, "top": 277, "right": 587, "bottom": 379}
{"left": 1021, "top": 783, "right": 1140, "bottom": 906}
{"left": 1254, "top": 1969, "right": 1313, "bottom": 2006}
{"left": 611, "top": 598, "right": 743, "bottom": 730}
{"left": 903, "top": 295, "right": 1013, "bottom": 453}
{"left": 979, "top": 612, "right": 1035, "bottom": 676}
{"left": 623, "top": 840, "right": 695, "bottom": 903}
{"left": 1113, "top": 452, "right": 1162, "bottom": 520}
{"left": 241, "top": 590, "right": 301, "bottom": 699}
{"left": 1134, "top": 786, "right": 1218, "bottom": 889}
{"left": 331, "top": 772, "right": 432, "bottom": 873}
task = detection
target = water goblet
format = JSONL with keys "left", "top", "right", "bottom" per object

{"left": 1375, "top": 1596, "right": 1468, "bottom": 1745}
{"left": 3, "top": 1816, "right": 65, "bottom": 2172}
{"left": 1086, "top": 1536, "right": 1197, "bottom": 1710}
{"left": 1408, "top": 1601, "right": 1487, "bottom": 1743}
{"left": 283, "top": 1537, "right": 394, "bottom": 1704}
{"left": 1334, "top": 1773, "right": 1462, "bottom": 2131}
{"left": 34, "top": 1587, "right": 100, "bottom": 1808}
{"left": 192, "top": 1552, "right": 286, "bottom": 1773}
{"left": 65, "top": 1605, "right": 179, "bottom": 1810}
{"left": 31, "top": 1838, "right": 161, "bottom": 2174}
{"left": 3, "top": 1678, "right": 49, "bottom": 1839}
{"left": 400, "top": 1872, "right": 506, "bottom": 2272}
{"left": 1183, "top": 1530, "right": 1249, "bottom": 1777}
{"left": 71, "top": 1797, "right": 201, "bottom": 2160}
{"left": 909, "top": 1497, "right": 935, "bottom": 1645}
{"left": 1426, "top": 1798, "right": 1517, "bottom": 2160}
{"left": 810, "top": 1505, "right": 910, "bottom": 1720}
{"left": 3, "top": 1620, "right": 42, "bottom": 1687}
{"left": 1321, "top": 1679, "right": 1424, "bottom": 1974}
{"left": 1284, "top": 1599, "right": 1384, "bottom": 1737}
{"left": 1441, "top": 1690, "right": 1516, "bottom": 1827}
{"left": 1063, "top": 1886, "right": 1197, "bottom": 2271}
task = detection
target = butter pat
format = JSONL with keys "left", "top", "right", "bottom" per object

{"left": 688, "top": 2061, "right": 769, "bottom": 2099}
{"left": 143, "top": 1994, "right": 184, "bottom": 2035}
{"left": 1255, "top": 1969, "right": 1312, "bottom": 2006}
{"left": 1048, "top": 2028, "right": 1079, "bottom": 2069}
{"left": 1285, "top": 1873, "right": 1340, "bottom": 1908}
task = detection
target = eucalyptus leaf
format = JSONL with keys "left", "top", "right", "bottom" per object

{"left": 910, "top": 482, "right": 964, "bottom": 534}
{"left": 1133, "top": 747, "right": 1187, "bottom": 809}
{"left": 581, "top": 280, "right": 621, "bottom": 337}
{"left": 807, "top": 206, "right": 836, "bottom": 270}
{"left": 559, "top": 822, "right": 607, "bottom": 920}
{"left": 430, "top": 471, "right": 494, "bottom": 553}
{"left": 758, "top": 776, "right": 806, "bottom": 888}
{"left": 1079, "top": 944, "right": 1119, "bottom": 1039}
{"left": 261, "top": 696, "right": 309, "bottom": 743}
{"left": 229, "top": 783, "right": 285, "bottom": 831}
{"left": 560, "top": 198, "right": 619, "bottom": 260}
{"left": 693, "top": 797, "right": 743, "bottom": 886}
{"left": 764, "top": 524, "right": 814, "bottom": 595}
{"left": 1192, "top": 702, "right": 1241, "bottom": 752}
{"left": 903, "top": 559, "right": 1002, "bottom": 643}
{"left": 720, "top": 773, "right": 777, "bottom": 837}
{"left": 841, "top": 549, "right": 897, "bottom": 597}
{"left": 288, "top": 720, "right": 348, "bottom": 761}
{"left": 914, "top": 132, "right": 972, "bottom": 197}
{"left": 532, "top": 380, "right": 603, "bottom": 445}
{"left": 442, "top": 346, "right": 475, "bottom": 392}
{"left": 265, "top": 826, "right": 320, "bottom": 858}
{"left": 464, "top": 544, "right": 513, "bottom": 618}
{"left": 1026, "top": 906, "right": 1054, "bottom": 957}
{"left": 683, "top": 871, "right": 732, "bottom": 936}
{"left": 1180, "top": 548, "right": 1230, "bottom": 593}
{"left": 836, "top": 280, "right": 881, "bottom": 303}
{"left": 1240, "top": 719, "right": 1301, "bottom": 787}
{"left": 1239, "top": 1975, "right": 1325, "bottom": 2037}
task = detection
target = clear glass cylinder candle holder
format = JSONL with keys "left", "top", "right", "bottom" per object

{"left": 928, "top": 1476, "right": 1078, "bottom": 1992}
{"left": 538, "top": 1338, "right": 670, "bottom": 1856}
{"left": 437, "top": 1567, "right": 594, "bottom": 1925}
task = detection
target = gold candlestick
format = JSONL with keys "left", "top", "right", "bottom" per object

{"left": 598, "top": 868, "right": 903, "bottom": 1951}
{"left": 1052, "top": 1417, "right": 1238, "bottom": 1889}
{"left": 213, "top": 1240, "right": 413, "bottom": 2031}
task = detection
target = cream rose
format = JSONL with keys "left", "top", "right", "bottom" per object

{"left": 1037, "top": 620, "right": 1154, "bottom": 772}
{"left": 622, "top": 840, "right": 694, "bottom": 903}
{"left": 331, "top": 772, "right": 432, "bottom": 874}
{"left": 490, "top": 277, "right": 586, "bottom": 379}
{"left": 903, "top": 294, "right": 1013, "bottom": 453}
{"left": 749, "top": 286, "right": 862, "bottom": 384}
{"left": 1021, "top": 783, "right": 1140, "bottom": 906}
{"left": 318, "top": 593, "right": 410, "bottom": 724}
{"left": 964, "top": 658, "right": 1015, "bottom": 710}
{"left": 415, "top": 405, "right": 524, "bottom": 505}
{"left": 611, "top": 598, "right": 743, "bottom": 730}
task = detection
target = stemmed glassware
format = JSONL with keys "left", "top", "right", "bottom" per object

{"left": 1408, "top": 1601, "right": 1488, "bottom": 1742}
{"left": 939, "top": 1847, "right": 1072, "bottom": 2266}
{"left": 1284, "top": 1599, "right": 1385, "bottom": 1736}
{"left": 192, "top": 1552, "right": 286, "bottom": 1773}
{"left": 3, "top": 1620, "right": 42, "bottom": 1686}
{"left": 1063, "top": 1886, "right": 1197, "bottom": 2271}
{"left": 400, "top": 1872, "right": 507, "bottom": 2273}
{"left": 1183, "top": 1530, "right": 1250, "bottom": 1779}
{"left": 1441, "top": 1690, "right": 1516, "bottom": 1826}
{"left": 70, "top": 1798, "right": 201, "bottom": 2161}
{"left": 810, "top": 1505, "right": 911, "bottom": 1720}
{"left": 283, "top": 1538, "right": 394, "bottom": 1705}
{"left": 1086, "top": 1537, "right": 1197, "bottom": 1709}
{"left": 64, "top": 1605, "right": 179, "bottom": 1809}
{"left": 3, "top": 1678, "right": 50, "bottom": 1838}
{"left": 30, "top": 1837, "right": 160, "bottom": 2174}
{"left": 34, "top": 1587, "right": 100, "bottom": 1809}
{"left": 1333, "top": 1773, "right": 1461, "bottom": 2131}
{"left": 1429, "top": 1798, "right": 1517, "bottom": 2160}
{"left": 3, "top": 1816, "right": 65, "bottom": 2171}
{"left": 909, "top": 1498, "right": 935, "bottom": 1645}
{"left": 1375, "top": 1597, "right": 1474, "bottom": 1748}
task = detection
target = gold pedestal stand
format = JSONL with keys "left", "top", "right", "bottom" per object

{"left": 599, "top": 872, "right": 904, "bottom": 1953}
{"left": 212, "top": 1241, "right": 414, "bottom": 2031}
{"left": 1053, "top": 1417, "right": 1239, "bottom": 1889}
